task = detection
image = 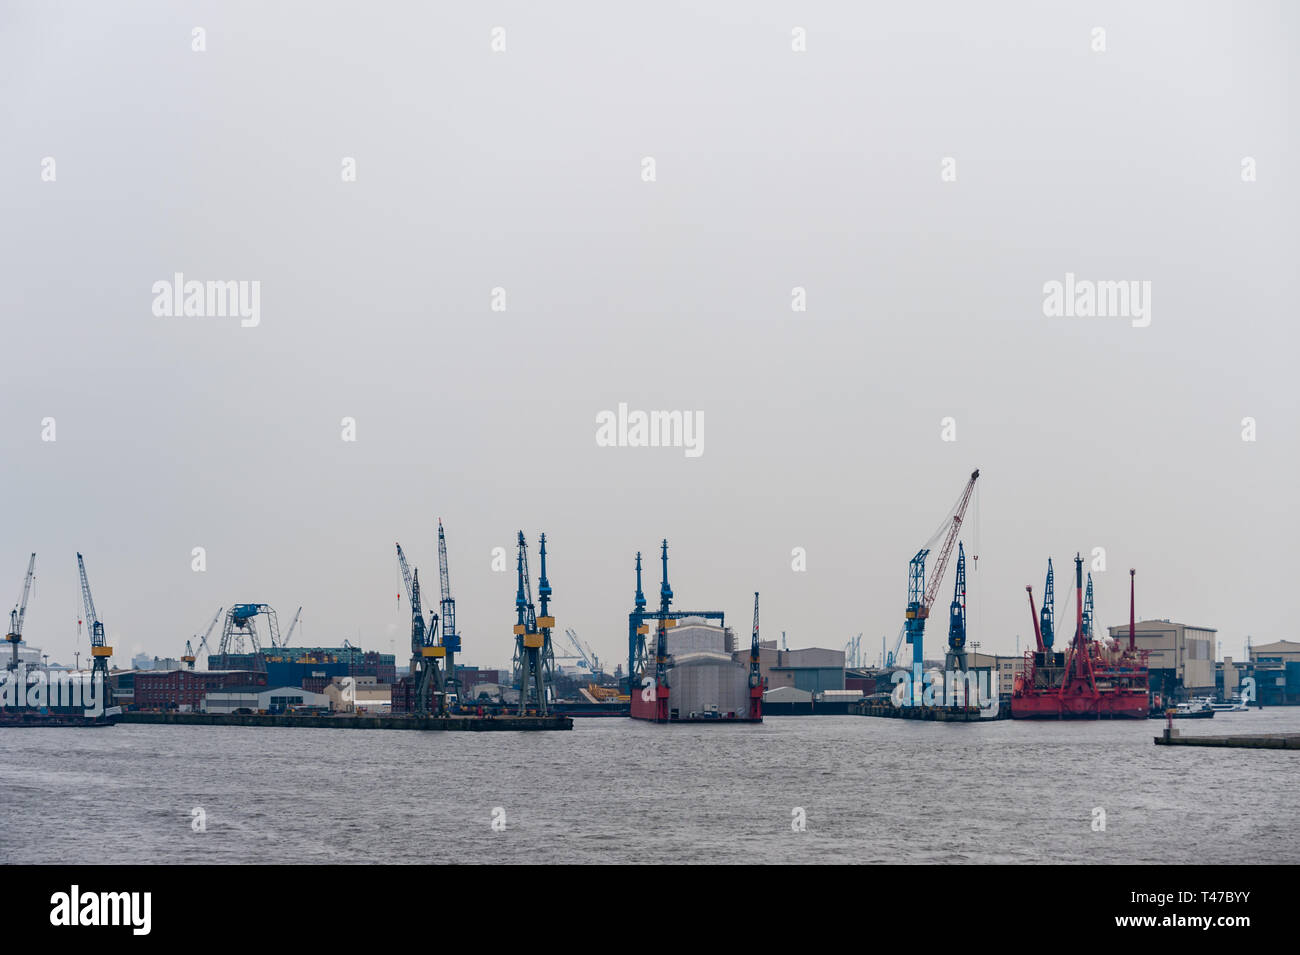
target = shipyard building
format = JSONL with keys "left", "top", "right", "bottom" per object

{"left": 1106, "top": 618, "right": 1216, "bottom": 700}
{"left": 656, "top": 620, "right": 752, "bottom": 719}
{"left": 736, "top": 640, "right": 846, "bottom": 694}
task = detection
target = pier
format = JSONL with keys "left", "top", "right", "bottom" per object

{"left": 1155, "top": 728, "right": 1300, "bottom": 749}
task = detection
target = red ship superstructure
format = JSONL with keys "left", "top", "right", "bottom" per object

{"left": 1012, "top": 556, "right": 1149, "bottom": 719}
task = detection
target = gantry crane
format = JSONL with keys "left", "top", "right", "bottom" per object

{"left": 396, "top": 542, "right": 445, "bottom": 716}
{"left": 902, "top": 469, "right": 980, "bottom": 675}
{"left": 217, "top": 604, "right": 281, "bottom": 656}
{"left": 76, "top": 553, "right": 112, "bottom": 693}
{"left": 512, "top": 531, "right": 554, "bottom": 716}
{"left": 1040, "top": 559, "right": 1056, "bottom": 651}
{"left": 945, "top": 542, "right": 968, "bottom": 671}
{"left": 183, "top": 606, "right": 223, "bottom": 670}
{"left": 6, "top": 553, "right": 35, "bottom": 672}
{"left": 436, "top": 520, "right": 461, "bottom": 700}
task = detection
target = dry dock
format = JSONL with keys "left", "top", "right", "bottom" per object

{"left": 123, "top": 712, "right": 572, "bottom": 731}
{"left": 851, "top": 700, "right": 998, "bottom": 721}
{"left": 1155, "top": 729, "right": 1300, "bottom": 749}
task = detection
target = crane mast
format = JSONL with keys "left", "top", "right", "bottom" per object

{"left": 1041, "top": 559, "right": 1056, "bottom": 650}
{"left": 1082, "top": 573, "right": 1095, "bottom": 642}
{"left": 6, "top": 553, "right": 35, "bottom": 672}
{"left": 1026, "top": 586, "right": 1045, "bottom": 653}
{"left": 77, "top": 553, "right": 112, "bottom": 697}
{"left": 396, "top": 542, "right": 445, "bottom": 716}
{"left": 749, "top": 592, "right": 763, "bottom": 718}
{"left": 188, "top": 606, "right": 223, "bottom": 669}
{"left": 513, "top": 532, "right": 552, "bottom": 716}
{"left": 282, "top": 606, "right": 302, "bottom": 648}
{"left": 945, "top": 542, "right": 968, "bottom": 671}
{"left": 437, "top": 520, "right": 461, "bottom": 699}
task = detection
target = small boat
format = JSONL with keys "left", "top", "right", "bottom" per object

{"left": 1169, "top": 699, "right": 1215, "bottom": 719}
{"left": 1206, "top": 695, "right": 1249, "bottom": 712}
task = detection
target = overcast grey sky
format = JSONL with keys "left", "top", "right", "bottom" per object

{"left": 2, "top": 1, "right": 1297, "bottom": 674}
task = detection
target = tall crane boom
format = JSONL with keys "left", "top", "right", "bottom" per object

{"left": 437, "top": 520, "right": 461, "bottom": 696}
{"left": 921, "top": 470, "right": 980, "bottom": 614}
{"left": 185, "top": 606, "right": 224, "bottom": 669}
{"left": 395, "top": 543, "right": 415, "bottom": 606}
{"left": 1041, "top": 559, "right": 1056, "bottom": 650}
{"left": 77, "top": 553, "right": 112, "bottom": 693}
{"left": 283, "top": 607, "right": 303, "bottom": 647}
{"left": 6, "top": 553, "right": 35, "bottom": 672}
{"left": 903, "top": 469, "right": 979, "bottom": 672}
{"left": 945, "top": 542, "right": 967, "bottom": 670}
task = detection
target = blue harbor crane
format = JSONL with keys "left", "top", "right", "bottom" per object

{"left": 217, "top": 603, "right": 282, "bottom": 656}
{"left": 436, "top": 520, "right": 461, "bottom": 701}
{"left": 1082, "top": 571, "right": 1095, "bottom": 642}
{"left": 1040, "top": 559, "right": 1056, "bottom": 651}
{"left": 901, "top": 469, "right": 980, "bottom": 678}
{"left": 76, "top": 553, "right": 112, "bottom": 693}
{"left": 396, "top": 542, "right": 445, "bottom": 716}
{"left": 945, "top": 542, "right": 968, "bottom": 671}
{"left": 512, "top": 532, "right": 554, "bottom": 716}
{"left": 512, "top": 532, "right": 552, "bottom": 714}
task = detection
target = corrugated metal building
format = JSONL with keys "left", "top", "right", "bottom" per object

{"left": 1106, "top": 619, "right": 1217, "bottom": 698}
{"left": 739, "top": 641, "right": 846, "bottom": 694}
{"left": 667, "top": 652, "right": 751, "bottom": 719}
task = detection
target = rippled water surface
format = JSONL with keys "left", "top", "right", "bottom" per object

{"left": 2, "top": 710, "right": 1297, "bottom": 864}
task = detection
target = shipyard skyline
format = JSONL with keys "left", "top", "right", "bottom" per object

{"left": 4, "top": 5, "right": 1294, "bottom": 677}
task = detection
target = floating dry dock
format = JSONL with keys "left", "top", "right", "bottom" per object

{"left": 851, "top": 699, "right": 997, "bottom": 721}
{"left": 123, "top": 712, "right": 571, "bottom": 731}
{"left": 1155, "top": 729, "right": 1300, "bottom": 750}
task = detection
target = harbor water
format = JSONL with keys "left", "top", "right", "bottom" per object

{"left": 2, "top": 709, "right": 1297, "bottom": 864}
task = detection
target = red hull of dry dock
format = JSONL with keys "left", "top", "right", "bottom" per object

{"left": 1010, "top": 691, "right": 1148, "bottom": 720}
